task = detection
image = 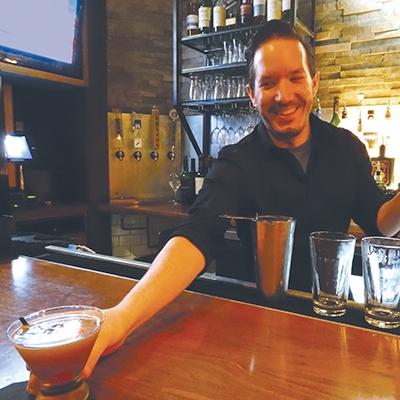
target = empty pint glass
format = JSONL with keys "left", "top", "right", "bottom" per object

{"left": 310, "top": 231, "right": 356, "bottom": 317}
{"left": 362, "top": 237, "right": 400, "bottom": 329}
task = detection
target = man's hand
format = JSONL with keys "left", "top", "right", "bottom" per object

{"left": 82, "top": 307, "right": 127, "bottom": 378}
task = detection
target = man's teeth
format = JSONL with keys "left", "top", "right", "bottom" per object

{"left": 280, "top": 107, "right": 296, "bottom": 116}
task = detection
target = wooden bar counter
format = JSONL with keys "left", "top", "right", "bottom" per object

{"left": 1, "top": 256, "right": 399, "bottom": 399}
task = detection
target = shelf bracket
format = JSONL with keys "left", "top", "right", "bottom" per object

{"left": 175, "top": 104, "right": 202, "bottom": 156}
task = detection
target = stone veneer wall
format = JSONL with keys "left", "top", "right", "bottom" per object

{"left": 106, "top": 0, "right": 174, "bottom": 115}
{"left": 315, "top": 0, "right": 400, "bottom": 108}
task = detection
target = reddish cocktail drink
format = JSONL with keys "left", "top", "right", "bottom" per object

{"left": 7, "top": 305, "right": 104, "bottom": 400}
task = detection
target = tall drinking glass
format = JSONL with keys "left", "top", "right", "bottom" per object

{"left": 310, "top": 231, "right": 356, "bottom": 317}
{"left": 362, "top": 236, "right": 400, "bottom": 329}
{"left": 7, "top": 305, "right": 105, "bottom": 400}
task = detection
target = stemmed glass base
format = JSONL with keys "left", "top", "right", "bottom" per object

{"left": 37, "top": 376, "right": 89, "bottom": 400}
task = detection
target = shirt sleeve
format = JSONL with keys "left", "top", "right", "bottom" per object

{"left": 170, "top": 146, "right": 251, "bottom": 269}
{"left": 348, "top": 131, "right": 386, "bottom": 235}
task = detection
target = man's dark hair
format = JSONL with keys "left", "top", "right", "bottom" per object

{"left": 246, "top": 20, "right": 315, "bottom": 89}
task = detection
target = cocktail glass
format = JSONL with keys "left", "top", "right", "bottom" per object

{"left": 7, "top": 305, "right": 105, "bottom": 400}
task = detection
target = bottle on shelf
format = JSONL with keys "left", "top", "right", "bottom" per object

{"left": 357, "top": 108, "right": 362, "bottom": 133}
{"left": 382, "top": 99, "right": 394, "bottom": 158}
{"left": 330, "top": 96, "right": 340, "bottom": 127}
{"left": 385, "top": 99, "right": 391, "bottom": 120}
{"left": 190, "top": 157, "right": 197, "bottom": 181}
{"left": 206, "top": 155, "right": 214, "bottom": 172}
{"left": 357, "top": 92, "right": 364, "bottom": 133}
{"left": 341, "top": 102, "right": 348, "bottom": 120}
{"left": 226, "top": 1, "right": 238, "bottom": 29}
{"left": 338, "top": 102, "right": 351, "bottom": 131}
{"left": 371, "top": 144, "right": 394, "bottom": 187}
{"left": 282, "top": 0, "right": 291, "bottom": 21}
{"left": 195, "top": 154, "right": 207, "bottom": 195}
{"left": 315, "top": 97, "right": 322, "bottom": 119}
{"left": 267, "top": 0, "right": 282, "bottom": 21}
{"left": 187, "top": 0, "right": 200, "bottom": 36}
{"left": 373, "top": 162, "right": 387, "bottom": 191}
{"left": 180, "top": 155, "right": 195, "bottom": 206}
{"left": 253, "top": 0, "right": 266, "bottom": 24}
{"left": 199, "top": 0, "right": 213, "bottom": 34}
{"left": 363, "top": 110, "right": 378, "bottom": 151}
{"left": 213, "top": 0, "right": 226, "bottom": 31}
{"left": 240, "top": 0, "right": 253, "bottom": 26}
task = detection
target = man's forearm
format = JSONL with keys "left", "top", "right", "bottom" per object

{"left": 114, "top": 236, "right": 206, "bottom": 338}
{"left": 377, "top": 193, "right": 400, "bottom": 237}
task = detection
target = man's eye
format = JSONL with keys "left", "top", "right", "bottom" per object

{"left": 291, "top": 76, "right": 304, "bottom": 82}
{"left": 261, "top": 81, "right": 273, "bottom": 88}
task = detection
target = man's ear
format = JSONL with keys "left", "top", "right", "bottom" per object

{"left": 246, "top": 84, "right": 257, "bottom": 109}
{"left": 312, "top": 71, "right": 320, "bottom": 98}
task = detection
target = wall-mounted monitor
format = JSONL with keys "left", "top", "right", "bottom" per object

{"left": 0, "top": 0, "right": 84, "bottom": 79}
{"left": 4, "top": 134, "right": 33, "bottom": 161}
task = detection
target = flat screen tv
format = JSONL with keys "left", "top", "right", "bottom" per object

{"left": 0, "top": 0, "right": 84, "bottom": 79}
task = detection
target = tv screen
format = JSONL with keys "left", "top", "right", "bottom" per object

{"left": 0, "top": 0, "right": 84, "bottom": 78}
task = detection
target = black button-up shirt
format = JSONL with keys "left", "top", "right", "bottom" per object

{"left": 173, "top": 114, "right": 385, "bottom": 291}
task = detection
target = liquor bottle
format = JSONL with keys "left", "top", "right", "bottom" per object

{"left": 330, "top": 96, "right": 340, "bottom": 127}
{"left": 195, "top": 155, "right": 207, "bottom": 195}
{"left": 240, "top": 0, "right": 253, "bottom": 26}
{"left": 282, "top": 0, "right": 291, "bottom": 21}
{"left": 190, "top": 157, "right": 196, "bottom": 182}
{"left": 190, "top": 157, "right": 197, "bottom": 200}
{"left": 371, "top": 145, "right": 395, "bottom": 187}
{"left": 315, "top": 97, "right": 322, "bottom": 119}
{"left": 338, "top": 102, "right": 351, "bottom": 130}
{"left": 187, "top": 0, "right": 200, "bottom": 36}
{"left": 341, "top": 102, "right": 348, "bottom": 120}
{"left": 267, "top": 0, "right": 281, "bottom": 20}
{"left": 357, "top": 108, "right": 362, "bottom": 132}
{"left": 363, "top": 110, "right": 378, "bottom": 150}
{"left": 180, "top": 156, "right": 195, "bottom": 206}
{"left": 253, "top": 0, "right": 266, "bottom": 24}
{"left": 385, "top": 99, "right": 391, "bottom": 120}
{"left": 373, "top": 162, "right": 387, "bottom": 191}
{"left": 206, "top": 155, "right": 213, "bottom": 172}
{"left": 213, "top": 0, "right": 226, "bottom": 31}
{"left": 226, "top": 1, "right": 238, "bottom": 28}
{"left": 199, "top": 0, "right": 212, "bottom": 34}
{"left": 383, "top": 99, "right": 394, "bottom": 159}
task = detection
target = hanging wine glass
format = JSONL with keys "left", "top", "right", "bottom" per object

{"left": 217, "top": 114, "right": 229, "bottom": 147}
{"left": 235, "top": 112, "right": 245, "bottom": 142}
{"left": 210, "top": 116, "right": 221, "bottom": 157}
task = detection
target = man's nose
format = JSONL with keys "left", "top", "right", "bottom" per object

{"left": 274, "top": 80, "right": 293, "bottom": 103}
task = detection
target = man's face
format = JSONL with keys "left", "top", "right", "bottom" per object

{"left": 247, "top": 38, "right": 319, "bottom": 148}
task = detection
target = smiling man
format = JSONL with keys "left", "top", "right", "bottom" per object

{"left": 246, "top": 31, "right": 319, "bottom": 149}
{"left": 75, "top": 20, "right": 400, "bottom": 380}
